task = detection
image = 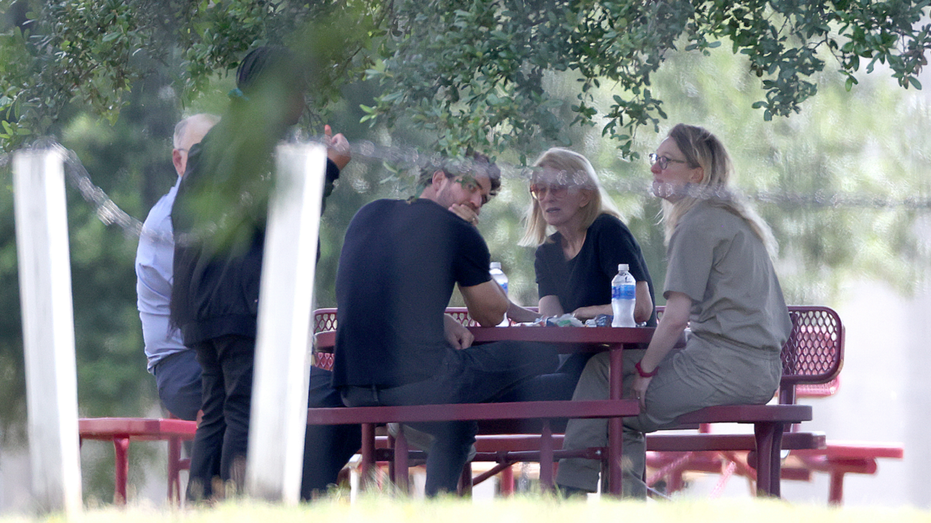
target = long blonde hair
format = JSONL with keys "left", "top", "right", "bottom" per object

{"left": 519, "top": 147, "right": 620, "bottom": 246}
{"left": 660, "top": 124, "right": 778, "bottom": 256}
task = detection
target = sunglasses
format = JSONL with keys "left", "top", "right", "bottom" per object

{"left": 529, "top": 183, "right": 573, "bottom": 200}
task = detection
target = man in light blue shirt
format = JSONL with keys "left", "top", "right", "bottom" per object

{"left": 136, "top": 113, "right": 219, "bottom": 420}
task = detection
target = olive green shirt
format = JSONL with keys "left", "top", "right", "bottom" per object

{"left": 664, "top": 200, "right": 791, "bottom": 354}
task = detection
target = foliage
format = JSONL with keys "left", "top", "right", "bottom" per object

{"left": 619, "top": 42, "right": 931, "bottom": 302}
{"left": 363, "top": 0, "right": 931, "bottom": 158}
{"left": 0, "top": 0, "right": 386, "bottom": 149}
{"left": 2, "top": 1, "right": 931, "bottom": 158}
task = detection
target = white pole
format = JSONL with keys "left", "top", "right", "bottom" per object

{"left": 12, "top": 149, "right": 83, "bottom": 515}
{"left": 246, "top": 144, "right": 326, "bottom": 502}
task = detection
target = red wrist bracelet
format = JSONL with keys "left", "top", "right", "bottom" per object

{"left": 635, "top": 361, "right": 657, "bottom": 378}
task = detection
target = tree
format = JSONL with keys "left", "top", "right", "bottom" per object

{"left": 2, "top": 1, "right": 930, "bottom": 158}
{"left": 0, "top": 0, "right": 386, "bottom": 149}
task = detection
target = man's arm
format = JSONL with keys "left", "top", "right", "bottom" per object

{"left": 460, "top": 280, "right": 509, "bottom": 327}
{"left": 443, "top": 313, "right": 474, "bottom": 349}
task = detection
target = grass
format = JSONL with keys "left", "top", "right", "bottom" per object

{"left": 3, "top": 494, "right": 930, "bottom": 523}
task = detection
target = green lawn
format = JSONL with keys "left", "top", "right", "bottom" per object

{"left": 5, "top": 495, "right": 930, "bottom": 523}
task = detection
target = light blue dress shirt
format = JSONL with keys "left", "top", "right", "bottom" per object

{"left": 136, "top": 176, "right": 187, "bottom": 372}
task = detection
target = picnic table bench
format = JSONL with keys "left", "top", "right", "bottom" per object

{"left": 77, "top": 416, "right": 196, "bottom": 505}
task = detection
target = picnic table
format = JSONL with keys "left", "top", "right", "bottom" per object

{"left": 312, "top": 322, "right": 661, "bottom": 495}
{"left": 311, "top": 307, "right": 821, "bottom": 498}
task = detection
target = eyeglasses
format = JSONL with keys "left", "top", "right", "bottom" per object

{"left": 455, "top": 175, "right": 491, "bottom": 206}
{"left": 649, "top": 153, "right": 688, "bottom": 170}
{"left": 529, "top": 183, "right": 569, "bottom": 200}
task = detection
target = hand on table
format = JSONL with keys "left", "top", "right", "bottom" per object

{"left": 571, "top": 306, "right": 601, "bottom": 321}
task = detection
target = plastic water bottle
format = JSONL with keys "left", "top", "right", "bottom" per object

{"left": 490, "top": 262, "right": 509, "bottom": 327}
{"left": 611, "top": 263, "right": 636, "bottom": 328}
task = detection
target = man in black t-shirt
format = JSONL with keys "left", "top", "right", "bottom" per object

{"left": 332, "top": 156, "right": 559, "bottom": 496}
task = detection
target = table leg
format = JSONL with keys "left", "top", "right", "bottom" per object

{"left": 828, "top": 470, "right": 845, "bottom": 505}
{"left": 539, "top": 421, "right": 554, "bottom": 491}
{"left": 607, "top": 346, "right": 624, "bottom": 496}
{"left": 168, "top": 435, "right": 182, "bottom": 504}
{"left": 361, "top": 424, "right": 376, "bottom": 490}
{"left": 753, "top": 422, "right": 780, "bottom": 497}
{"left": 387, "top": 433, "right": 396, "bottom": 483}
{"left": 395, "top": 429, "right": 410, "bottom": 494}
{"left": 500, "top": 465, "right": 514, "bottom": 496}
{"left": 112, "top": 437, "right": 130, "bottom": 505}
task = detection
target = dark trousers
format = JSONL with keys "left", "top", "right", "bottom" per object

{"left": 301, "top": 366, "right": 362, "bottom": 498}
{"left": 185, "top": 335, "right": 361, "bottom": 501}
{"left": 153, "top": 350, "right": 203, "bottom": 422}
{"left": 340, "top": 340, "right": 559, "bottom": 496}
{"left": 187, "top": 334, "right": 255, "bottom": 500}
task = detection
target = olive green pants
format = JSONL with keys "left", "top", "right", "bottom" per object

{"left": 555, "top": 337, "right": 782, "bottom": 497}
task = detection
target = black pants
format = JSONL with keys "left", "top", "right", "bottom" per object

{"left": 340, "top": 340, "right": 559, "bottom": 496}
{"left": 187, "top": 335, "right": 254, "bottom": 500}
{"left": 185, "top": 335, "right": 363, "bottom": 501}
{"left": 301, "top": 366, "right": 362, "bottom": 498}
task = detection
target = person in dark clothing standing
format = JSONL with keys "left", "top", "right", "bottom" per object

{"left": 171, "top": 46, "right": 351, "bottom": 500}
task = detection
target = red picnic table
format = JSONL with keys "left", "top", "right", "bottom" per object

{"left": 313, "top": 323, "right": 653, "bottom": 494}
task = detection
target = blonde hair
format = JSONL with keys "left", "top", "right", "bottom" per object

{"left": 660, "top": 123, "right": 778, "bottom": 257}
{"left": 518, "top": 147, "right": 620, "bottom": 247}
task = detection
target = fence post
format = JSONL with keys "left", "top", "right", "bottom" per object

{"left": 12, "top": 149, "right": 83, "bottom": 515}
{"left": 246, "top": 144, "right": 326, "bottom": 503}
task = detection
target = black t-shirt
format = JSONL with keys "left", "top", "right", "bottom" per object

{"left": 331, "top": 198, "right": 492, "bottom": 388}
{"left": 535, "top": 213, "right": 657, "bottom": 326}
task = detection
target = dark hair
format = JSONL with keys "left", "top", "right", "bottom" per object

{"left": 417, "top": 152, "right": 501, "bottom": 195}
{"left": 236, "top": 46, "right": 304, "bottom": 96}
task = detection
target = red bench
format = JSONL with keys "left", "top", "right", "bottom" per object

{"left": 647, "top": 375, "right": 904, "bottom": 504}
{"left": 78, "top": 417, "right": 196, "bottom": 505}
{"left": 642, "top": 306, "right": 888, "bottom": 502}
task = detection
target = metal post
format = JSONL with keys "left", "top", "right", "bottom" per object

{"left": 246, "top": 144, "right": 326, "bottom": 503}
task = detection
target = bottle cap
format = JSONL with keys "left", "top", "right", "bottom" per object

{"left": 618, "top": 263, "right": 629, "bottom": 272}
{"left": 490, "top": 261, "right": 502, "bottom": 270}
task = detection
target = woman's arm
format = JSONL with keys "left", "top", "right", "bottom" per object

{"left": 633, "top": 281, "right": 653, "bottom": 324}
{"left": 506, "top": 300, "right": 540, "bottom": 323}
{"left": 631, "top": 291, "right": 691, "bottom": 408}
{"left": 571, "top": 281, "right": 652, "bottom": 322}
{"left": 571, "top": 304, "right": 612, "bottom": 320}
{"left": 507, "top": 294, "right": 565, "bottom": 323}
